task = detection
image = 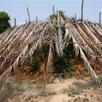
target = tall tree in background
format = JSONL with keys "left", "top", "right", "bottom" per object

{"left": 0, "top": 11, "right": 11, "bottom": 33}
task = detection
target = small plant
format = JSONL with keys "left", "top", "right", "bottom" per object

{"left": 84, "top": 73, "right": 102, "bottom": 87}
{"left": 65, "top": 80, "right": 89, "bottom": 96}
{"left": 66, "top": 75, "right": 102, "bottom": 97}
{"left": 98, "top": 73, "right": 102, "bottom": 85}
{"left": 67, "top": 85, "right": 80, "bottom": 97}
{"left": 35, "top": 84, "right": 56, "bottom": 97}
{"left": 72, "top": 80, "right": 88, "bottom": 90}
{"left": 35, "top": 84, "right": 43, "bottom": 91}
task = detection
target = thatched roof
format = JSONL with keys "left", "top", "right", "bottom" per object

{"left": 0, "top": 14, "right": 102, "bottom": 81}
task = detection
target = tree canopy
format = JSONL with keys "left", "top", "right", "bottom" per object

{"left": 0, "top": 11, "right": 11, "bottom": 33}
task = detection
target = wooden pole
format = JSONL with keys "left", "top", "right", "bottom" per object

{"left": 43, "top": 60, "right": 47, "bottom": 90}
{"left": 57, "top": 11, "right": 63, "bottom": 56}
{"left": 75, "top": 13, "right": 77, "bottom": 20}
{"left": 36, "top": 16, "right": 38, "bottom": 23}
{"left": 43, "top": 44, "right": 52, "bottom": 89}
{"left": 25, "top": 19, "right": 27, "bottom": 24}
{"left": 81, "top": 0, "right": 84, "bottom": 21}
{"left": 99, "top": 12, "right": 101, "bottom": 26}
{"left": 26, "top": 7, "right": 31, "bottom": 23}
{"left": 14, "top": 17, "right": 16, "bottom": 27}
{"left": 52, "top": 5, "right": 55, "bottom": 15}
{"left": 58, "top": 11, "right": 60, "bottom": 28}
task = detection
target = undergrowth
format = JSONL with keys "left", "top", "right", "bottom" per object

{"left": 31, "top": 11, "right": 74, "bottom": 77}
{"left": 54, "top": 45, "right": 73, "bottom": 77}
{"left": 65, "top": 74, "right": 102, "bottom": 97}
{"left": 31, "top": 43, "right": 49, "bottom": 71}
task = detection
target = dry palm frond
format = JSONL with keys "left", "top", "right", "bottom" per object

{"left": 65, "top": 18, "right": 99, "bottom": 82}
{"left": 0, "top": 13, "right": 102, "bottom": 82}
{"left": 72, "top": 36, "right": 98, "bottom": 81}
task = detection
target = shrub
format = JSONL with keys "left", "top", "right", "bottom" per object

{"left": 31, "top": 43, "right": 49, "bottom": 71}
{"left": 66, "top": 81, "right": 88, "bottom": 96}
{"left": 54, "top": 45, "right": 73, "bottom": 76}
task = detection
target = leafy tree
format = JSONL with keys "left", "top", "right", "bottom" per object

{"left": 0, "top": 11, "right": 11, "bottom": 33}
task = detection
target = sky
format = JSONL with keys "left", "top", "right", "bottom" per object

{"left": 0, "top": 0, "right": 102, "bottom": 25}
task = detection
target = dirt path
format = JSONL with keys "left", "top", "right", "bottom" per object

{"left": 0, "top": 75, "right": 102, "bottom": 102}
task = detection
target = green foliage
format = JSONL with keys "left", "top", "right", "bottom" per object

{"left": 0, "top": 11, "right": 11, "bottom": 33}
{"left": 31, "top": 11, "right": 73, "bottom": 76}
{"left": 49, "top": 10, "right": 65, "bottom": 31}
{"left": 31, "top": 44, "right": 49, "bottom": 71}
{"left": 58, "top": 10, "right": 65, "bottom": 18}
{"left": 49, "top": 10, "right": 65, "bottom": 21}
{"left": 50, "top": 10, "right": 73, "bottom": 76}
{"left": 54, "top": 45, "right": 73, "bottom": 76}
